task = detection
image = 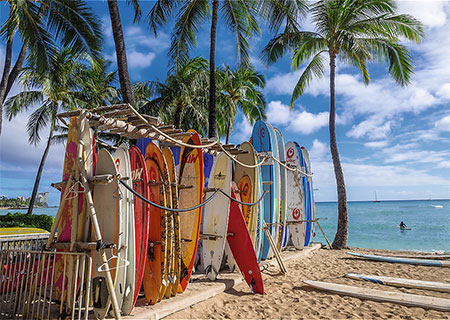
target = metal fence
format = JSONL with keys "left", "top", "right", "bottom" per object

{"left": 0, "top": 247, "right": 92, "bottom": 320}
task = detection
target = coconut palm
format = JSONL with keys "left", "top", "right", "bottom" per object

{"left": 136, "top": 57, "right": 210, "bottom": 136}
{"left": 5, "top": 49, "right": 118, "bottom": 214}
{"left": 148, "top": 0, "right": 260, "bottom": 139}
{"left": 216, "top": 65, "right": 267, "bottom": 143}
{"left": 262, "top": 0, "right": 424, "bottom": 249}
{"left": 0, "top": 0, "right": 103, "bottom": 135}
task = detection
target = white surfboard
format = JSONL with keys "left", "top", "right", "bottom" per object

{"left": 304, "top": 280, "right": 450, "bottom": 312}
{"left": 285, "top": 142, "right": 305, "bottom": 249}
{"left": 346, "top": 273, "right": 450, "bottom": 293}
{"left": 117, "top": 144, "right": 136, "bottom": 315}
{"left": 92, "top": 149, "right": 124, "bottom": 319}
{"left": 200, "top": 152, "right": 232, "bottom": 280}
{"left": 113, "top": 146, "right": 131, "bottom": 311}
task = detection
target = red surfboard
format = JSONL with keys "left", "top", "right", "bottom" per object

{"left": 129, "top": 146, "right": 150, "bottom": 308}
{"left": 227, "top": 187, "right": 264, "bottom": 294}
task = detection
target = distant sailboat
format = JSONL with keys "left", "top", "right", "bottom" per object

{"left": 373, "top": 191, "right": 380, "bottom": 203}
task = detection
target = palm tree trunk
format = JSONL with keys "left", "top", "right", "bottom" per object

{"left": 225, "top": 122, "right": 231, "bottom": 144}
{"left": 174, "top": 103, "right": 182, "bottom": 129}
{"left": 107, "top": 0, "right": 134, "bottom": 106}
{"left": 329, "top": 54, "right": 348, "bottom": 249}
{"left": 0, "top": 37, "right": 12, "bottom": 136}
{"left": 208, "top": 0, "right": 219, "bottom": 139}
{"left": 27, "top": 117, "right": 55, "bottom": 215}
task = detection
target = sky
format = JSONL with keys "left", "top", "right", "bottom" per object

{"left": 0, "top": 0, "right": 449, "bottom": 205}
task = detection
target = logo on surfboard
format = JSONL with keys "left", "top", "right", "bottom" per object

{"left": 293, "top": 208, "right": 301, "bottom": 220}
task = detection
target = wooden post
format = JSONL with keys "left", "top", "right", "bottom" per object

{"left": 263, "top": 222, "right": 287, "bottom": 274}
{"left": 315, "top": 220, "right": 332, "bottom": 249}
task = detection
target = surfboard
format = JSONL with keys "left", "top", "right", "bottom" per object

{"left": 178, "top": 131, "right": 203, "bottom": 292}
{"left": 116, "top": 144, "right": 135, "bottom": 315}
{"left": 200, "top": 152, "right": 232, "bottom": 280}
{"left": 129, "top": 146, "right": 150, "bottom": 309}
{"left": 137, "top": 138, "right": 152, "bottom": 156}
{"left": 0, "top": 227, "right": 49, "bottom": 236}
{"left": 255, "top": 164, "right": 264, "bottom": 262}
{"left": 375, "top": 254, "right": 450, "bottom": 260}
{"left": 274, "top": 128, "right": 288, "bottom": 250}
{"left": 346, "top": 252, "right": 450, "bottom": 267}
{"left": 303, "top": 280, "right": 450, "bottom": 312}
{"left": 300, "top": 147, "right": 314, "bottom": 246}
{"left": 234, "top": 141, "right": 258, "bottom": 244}
{"left": 113, "top": 145, "right": 133, "bottom": 311}
{"left": 346, "top": 273, "right": 450, "bottom": 292}
{"left": 91, "top": 149, "right": 122, "bottom": 319}
{"left": 54, "top": 116, "right": 92, "bottom": 307}
{"left": 227, "top": 188, "right": 264, "bottom": 294}
{"left": 251, "top": 120, "right": 279, "bottom": 260}
{"left": 143, "top": 142, "right": 168, "bottom": 304}
{"left": 160, "top": 148, "right": 175, "bottom": 299}
{"left": 285, "top": 141, "right": 305, "bottom": 250}
{"left": 162, "top": 147, "right": 181, "bottom": 297}
{"left": 267, "top": 123, "right": 280, "bottom": 256}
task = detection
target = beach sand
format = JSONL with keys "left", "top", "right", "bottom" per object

{"left": 167, "top": 246, "right": 450, "bottom": 319}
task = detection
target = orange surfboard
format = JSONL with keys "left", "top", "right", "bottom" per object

{"left": 178, "top": 131, "right": 203, "bottom": 292}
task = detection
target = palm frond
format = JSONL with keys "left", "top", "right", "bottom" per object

{"left": 291, "top": 51, "right": 326, "bottom": 109}
{"left": 27, "top": 103, "right": 53, "bottom": 145}
{"left": 4, "top": 91, "right": 44, "bottom": 120}
{"left": 147, "top": 0, "right": 180, "bottom": 35}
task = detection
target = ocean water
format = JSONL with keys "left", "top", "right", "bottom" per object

{"left": 2, "top": 200, "right": 449, "bottom": 253}
{"left": 313, "top": 199, "right": 450, "bottom": 253}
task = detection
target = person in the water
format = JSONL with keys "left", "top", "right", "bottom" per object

{"left": 400, "top": 221, "right": 407, "bottom": 229}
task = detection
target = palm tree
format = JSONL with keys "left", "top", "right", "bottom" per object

{"left": 0, "top": 0, "right": 102, "bottom": 135}
{"left": 136, "top": 57, "right": 210, "bottom": 136}
{"left": 106, "top": 0, "right": 137, "bottom": 106}
{"left": 262, "top": 0, "right": 424, "bottom": 249}
{"left": 5, "top": 49, "right": 118, "bottom": 214}
{"left": 216, "top": 65, "right": 267, "bottom": 143}
{"left": 148, "top": 0, "right": 260, "bottom": 138}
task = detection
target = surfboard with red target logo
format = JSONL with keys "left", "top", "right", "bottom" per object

{"left": 285, "top": 141, "right": 305, "bottom": 249}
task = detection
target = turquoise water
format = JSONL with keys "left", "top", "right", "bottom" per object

{"left": 2, "top": 200, "right": 449, "bottom": 252}
{"left": 313, "top": 199, "right": 450, "bottom": 253}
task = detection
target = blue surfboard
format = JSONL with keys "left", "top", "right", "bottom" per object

{"left": 274, "top": 128, "right": 288, "bottom": 249}
{"left": 346, "top": 252, "right": 450, "bottom": 267}
{"left": 300, "top": 147, "right": 313, "bottom": 246}
{"left": 203, "top": 153, "right": 214, "bottom": 187}
{"left": 137, "top": 138, "right": 152, "bottom": 155}
{"left": 251, "top": 120, "right": 279, "bottom": 260}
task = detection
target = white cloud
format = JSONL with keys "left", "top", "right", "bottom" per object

{"left": 309, "top": 139, "right": 328, "bottom": 160}
{"left": 397, "top": 0, "right": 449, "bottom": 29}
{"left": 127, "top": 50, "right": 156, "bottom": 69}
{"left": 230, "top": 117, "right": 252, "bottom": 143}
{"left": 266, "top": 101, "right": 331, "bottom": 135}
{"left": 435, "top": 115, "right": 450, "bottom": 132}
{"left": 348, "top": 118, "right": 394, "bottom": 140}
{"left": 364, "top": 140, "right": 389, "bottom": 148}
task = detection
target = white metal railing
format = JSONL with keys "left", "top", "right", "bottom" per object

{"left": 0, "top": 249, "right": 92, "bottom": 320}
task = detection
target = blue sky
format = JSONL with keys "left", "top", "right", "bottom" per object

{"left": 0, "top": 0, "right": 449, "bottom": 205}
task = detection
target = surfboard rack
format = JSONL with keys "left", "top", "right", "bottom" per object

{"left": 199, "top": 233, "right": 223, "bottom": 240}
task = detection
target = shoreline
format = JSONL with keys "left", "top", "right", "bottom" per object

{"left": 166, "top": 246, "right": 450, "bottom": 319}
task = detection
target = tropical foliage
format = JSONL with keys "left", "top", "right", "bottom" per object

{"left": 216, "top": 65, "right": 267, "bottom": 143}
{"left": 0, "top": 0, "right": 103, "bottom": 135}
{"left": 262, "top": 0, "right": 424, "bottom": 248}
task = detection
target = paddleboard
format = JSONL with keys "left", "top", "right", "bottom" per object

{"left": 303, "top": 280, "right": 450, "bottom": 312}
{"left": 300, "top": 147, "right": 314, "bottom": 246}
{"left": 346, "top": 252, "right": 450, "bottom": 267}
{"left": 143, "top": 142, "right": 168, "bottom": 304}
{"left": 178, "top": 131, "right": 203, "bottom": 292}
{"left": 346, "top": 273, "right": 450, "bottom": 293}
{"left": 113, "top": 145, "right": 133, "bottom": 311}
{"left": 116, "top": 144, "right": 135, "bottom": 315}
{"left": 234, "top": 141, "right": 258, "bottom": 244}
{"left": 129, "top": 146, "right": 150, "bottom": 309}
{"left": 285, "top": 141, "right": 305, "bottom": 250}
{"left": 91, "top": 149, "right": 122, "bottom": 319}
{"left": 251, "top": 120, "right": 279, "bottom": 260}
{"left": 274, "top": 128, "right": 288, "bottom": 250}
{"left": 162, "top": 147, "right": 181, "bottom": 297}
{"left": 201, "top": 152, "right": 232, "bottom": 280}
{"left": 227, "top": 188, "right": 264, "bottom": 294}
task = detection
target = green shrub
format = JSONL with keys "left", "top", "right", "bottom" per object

{"left": 0, "top": 213, "right": 54, "bottom": 232}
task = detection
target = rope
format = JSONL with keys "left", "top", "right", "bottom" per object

{"left": 220, "top": 190, "right": 268, "bottom": 206}
{"left": 218, "top": 144, "right": 267, "bottom": 168}
{"left": 119, "top": 180, "right": 219, "bottom": 212}
{"left": 127, "top": 103, "right": 220, "bottom": 149}
{"left": 271, "top": 155, "right": 314, "bottom": 177}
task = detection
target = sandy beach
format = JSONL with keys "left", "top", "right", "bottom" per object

{"left": 167, "top": 246, "right": 450, "bottom": 319}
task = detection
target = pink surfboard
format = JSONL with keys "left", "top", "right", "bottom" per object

{"left": 227, "top": 189, "right": 264, "bottom": 294}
